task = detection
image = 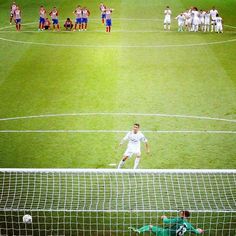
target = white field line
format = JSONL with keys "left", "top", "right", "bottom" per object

{"left": 0, "top": 36, "right": 235, "bottom": 48}
{"left": 0, "top": 130, "right": 235, "bottom": 134}
{"left": 224, "top": 24, "right": 236, "bottom": 29}
{"left": 0, "top": 112, "right": 235, "bottom": 123}
{"left": 0, "top": 22, "right": 36, "bottom": 30}
{"left": 0, "top": 21, "right": 235, "bottom": 48}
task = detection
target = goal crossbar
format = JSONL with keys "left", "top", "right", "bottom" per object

{"left": 0, "top": 168, "right": 235, "bottom": 173}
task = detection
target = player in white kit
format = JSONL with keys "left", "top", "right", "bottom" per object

{"left": 215, "top": 14, "right": 223, "bottom": 33}
{"left": 191, "top": 7, "right": 200, "bottom": 32}
{"left": 164, "top": 6, "right": 172, "bottom": 30}
{"left": 118, "top": 124, "right": 150, "bottom": 169}
{"left": 175, "top": 13, "right": 185, "bottom": 32}
{"left": 184, "top": 9, "right": 192, "bottom": 32}
{"left": 204, "top": 11, "right": 211, "bottom": 32}
{"left": 210, "top": 6, "right": 218, "bottom": 32}
{"left": 199, "top": 10, "right": 205, "bottom": 31}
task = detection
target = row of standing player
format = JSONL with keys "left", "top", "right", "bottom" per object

{"left": 164, "top": 6, "right": 223, "bottom": 33}
{"left": 9, "top": 2, "right": 114, "bottom": 32}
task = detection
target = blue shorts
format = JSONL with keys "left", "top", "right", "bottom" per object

{"left": 106, "top": 19, "right": 112, "bottom": 26}
{"left": 76, "top": 18, "right": 82, "bottom": 24}
{"left": 101, "top": 14, "right": 106, "bottom": 19}
{"left": 39, "top": 17, "right": 45, "bottom": 24}
{"left": 15, "top": 19, "right": 21, "bottom": 24}
{"left": 52, "top": 19, "right": 59, "bottom": 25}
{"left": 82, "top": 18, "right": 88, "bottom": 24}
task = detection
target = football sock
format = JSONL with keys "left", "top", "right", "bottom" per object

{"left": 134, "top": 158, "right": 140, "bottom": 169}
{"left": 118, "top": 160, "right": 125, "bottom": 169}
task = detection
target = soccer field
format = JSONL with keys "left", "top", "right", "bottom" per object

{"left": 0, "top": 1, "right": 236, "bottom": 235}
{"left": 0, "top": 0, "right": 236, "bottom": 169}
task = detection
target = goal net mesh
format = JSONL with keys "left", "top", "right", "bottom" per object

{"left": 0, "top": 169, "right": 235, "bottom": 235}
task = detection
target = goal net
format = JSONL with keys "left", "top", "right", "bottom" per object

{"left": 0, "top": 169, "right": 235, "bottom": 236}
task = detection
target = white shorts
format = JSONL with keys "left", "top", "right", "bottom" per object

{"left": 211, "top": 19, "right": 216, "bottom": 24}
{"left": 193, "top": 17, "right": 199, "bottom": 25}
{"left": 216, "top": 24, "right": 223, "bottom": 31}
{"left": 185, "top": 19, "right": 192, "bottom": 25}
{"left": 124, "top": 148, "right": 141, "bottom": 158}
{"left": 164, "top": 17, "right": 171, "bottom": 24}
{"left": 205, "top": 19, "right": 210, "bottom": 25}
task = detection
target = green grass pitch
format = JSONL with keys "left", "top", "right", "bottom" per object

{"left": 0, "top": 0, "right": 236, "bottom": 169}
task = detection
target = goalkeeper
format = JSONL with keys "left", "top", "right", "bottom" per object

{"left": 129, "top": 210, "right": 204, "bottom": 235}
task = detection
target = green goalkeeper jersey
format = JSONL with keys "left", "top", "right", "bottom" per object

{"left": 162, "top": 217, "right": 201, "bottom": 235}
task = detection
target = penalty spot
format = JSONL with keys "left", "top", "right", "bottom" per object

{"left": 109, "top": 163, "right": 117, "bottom": 167}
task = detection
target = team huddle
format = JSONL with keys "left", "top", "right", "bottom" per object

{"left": 9, "top": 2, "right": 114, "bottom": 32}
{"left": 164, "top": 6, "right": 223, "bottom": 33}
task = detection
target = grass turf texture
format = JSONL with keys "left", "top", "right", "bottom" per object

{"left": 0, "top": 0, "right": 236, "bottom": 169}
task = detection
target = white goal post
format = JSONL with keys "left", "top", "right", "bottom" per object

{"left": 0, "top": 169, "right": 235, "bottom": 236}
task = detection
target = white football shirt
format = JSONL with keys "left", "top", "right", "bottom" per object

{"left": 210, "top": 9, "right": 218, "bottom": 20}
{"left": 122, "top": 131, "right": 147, "bottom": 151}
{"left": 216, "top": 17, "right": 222, "bottom": 24}
{"left": 164, "top": 9, "right": 172, "bottom": 19}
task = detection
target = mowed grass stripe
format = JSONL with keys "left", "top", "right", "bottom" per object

{"left": 0, "top": 0, "right": 235, "bottom": 169}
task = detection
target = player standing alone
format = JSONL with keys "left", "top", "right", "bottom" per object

{"left": 118, "top": 124, "right": 149, "bottom": 169}
{"left": 104, "top": 8, "right": 113, "bottom": 32}
{"left": 164, "top": 6, "right": 172, "bottom": 30}
{"left": 13, "top": 5, "right": 21, "bottom": 31}
{"left": 129, "top": 210, "right": 204, "bottom": 235}
{"left": 100, "top": 3, "right": 106, "bottom": 24}
{"left": 10, "top": 2, "right": 17, "bottom": 25}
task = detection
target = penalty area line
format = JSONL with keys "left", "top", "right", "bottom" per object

{"left": 0, "top": 130, "right": 235, "bottom": 134}
{"left": 0, "top": 112, "right": 236, "bottom": 123}
{"left": 0, "top": 36, "right": 235, "bottom": 48}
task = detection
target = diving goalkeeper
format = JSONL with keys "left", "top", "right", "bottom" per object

{"left": 129, "top": 210, "right": 204, "bottom": 235}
